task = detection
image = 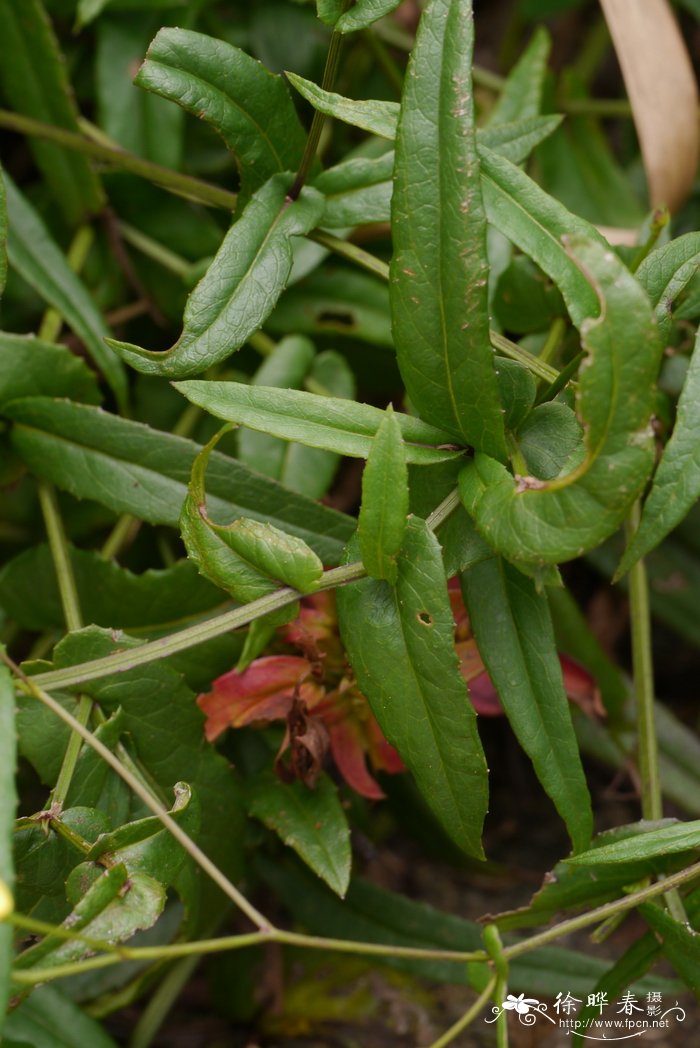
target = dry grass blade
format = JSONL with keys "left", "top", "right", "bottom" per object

{"left": 600, "top": 0, "right": 699, "bottom": 214}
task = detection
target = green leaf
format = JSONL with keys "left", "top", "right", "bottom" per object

{"left": 515, "top": 401, "right": 583, "bottom": 481}
{"left": 96, "top": 14, "right": 184, "bottom": 169}
{"left": 337, "top": 519, "right": 488, "bottom": 857}
{"left": 246, "top": 772, "right": 351, "bottom": 896}
{"left": 135, "top": 29, "right": 306, "bottom": 202}
{"left": 4, "top": 987, "right": 119, "bottom": 1048}
{"left": 4, "top": 177, "right": 127, "bottom": 409}
{"left": 286, "top": 71, "right": 399, "bottom": 139}
{"left": 638, "top": 903, "right": 700, "bottom": 995}
{"left": 568, "top": 819, "right": 700, "bottom": 865}
{"left": 314, "top": 151, "right": 394, "bottom": 228}
{"left": 496, "top": 357, "right": 537, "bottom": 429}
{"left": 460, "top": 237, "right": 662, "bottom": 569}
{"left": 391, "top": 0, "right": 506, "bottom": 457}
{"left": 636, "top": 233, "right": 700, "bottom": 341}
{"left": 268, "top": 266, "right": 393, "bottom": 347}
{"left": 0, "top": 333, "right": 101, "bottom": 410}
{"left": 462, "top": 558, "right": 592, "bottom": 852}
{"left": 617, "top": 327, "right": 700, "bottom": 576}
{"left": 5, "top": 398, "right": 354, "bottom": 564}
{"left": 108, "top": 176, "right": 324, "bottom": 378}
{"left": 0, "top": 546, "right": 223, "bottom": 633}
{"left": 478, "top": 147, "right": 605, "bottom": 326}
{"left": 211, "top": 517, "right": 324, "bottom": 593}
{"left": 494, "top": 255, "right": 566, "bottom": 334}
{"left": 0, "top": 659, "right": 17, "bottom": 1036}
{"left": 174, "top": 380, "right": 463, "bottom": 465}
{"left": 316, "top": 0, "right": 344, "bottom": 25}
{"left": 289, "top": 70, "right": 560, "bottom": 163}
{"left": 180, "top": 427, "right": 281, "bottom": 603}
{"left": 0, "top": 0, "right": 103, "bottom": 223}
{"left": 16, "top": 863, "right": 165, "bottom": 973}
{"left": 336, "top": 0, "right": 402, "bottom": 32}
{"left": 488, "top": 26, "right": 550, "bottom": 124}
{"left": 408, "top": 461, "right": 493, "bottom": 576}
{"left": 259, "top": 857, "right": 667, "bottom": 997}
{"left": 52, "top": 627, "right": 246, "bottom": 911}
{"left": 358, "top": 407, "right": 408, "bottom": 583}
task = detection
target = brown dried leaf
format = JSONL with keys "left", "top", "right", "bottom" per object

{"left": 600, "top": 0, "right": 699, "bottom": 213}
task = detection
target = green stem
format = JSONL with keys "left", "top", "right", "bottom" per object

{"left": 490, "top": 331, "right": 561, "bottom": 385}
{"left": 0, "top": 109, "right": 238, "bottom": 211}
{"left": 427, "top": 978, "right": 498, "bottom": 1048}
{"left": 289, "top": 0, "right": 353, "bottom": 199}
{"left": 536, "top": 350, "right": 584, "bottom": 405}
{"left": 484, "top": 925, "right": 509, "bottom": 1048}
{"left": 538, "top": 316, "right": 567, "bottom": 367}
{"left": 37, "top": 483, "right": 82, "bottom": 633}
{"left": 38, "top": 482, "right": 94, "bottom": 808}
{"left": 309, "top": 229, "right": 390, "bottom": 281}
{"left": 39, "top": 225, "right": 94, "bottom": 342}
{"left": 2, "top": 651, "right": 272, "bottom": 933}
{"left": 118, "top": 222, "right": 190, "bottom": 279}
{"left": 629, "top": 208, "right": 670, "bottom": 274}
{"left": 625, "top": 504, "right": 661, "bottom": 822}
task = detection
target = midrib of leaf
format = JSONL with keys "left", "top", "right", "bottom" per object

{"left": 144, "top": 57, "right": 288, "bottom": 172}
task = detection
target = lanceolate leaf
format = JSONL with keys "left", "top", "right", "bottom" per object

{"left": 5, "top": 398, "right": 353, "bottom": 563}
{"left": 568, "top": 818, "right": 700, "bottom": 865}
{"left": 173, "top": 380, "right": 463, "bottom": 464}
{"left": 487, "top": 26, "right": 550, "bottom": 125}
{"left": 461, "top": 558, "right": 593, "bottom": 852}
{"left": 336, "top": 0, "right": 402, "bottom": 33}
{"left": 617, "top": 326, "right": 700, "bottom": 576}
{"left": 135, "top": 29, "right": 306, "bottom": 202}
{"left": 391, "top": 0, "right": 506, "bottom": 457}
{"left": 460, "top": 238, "right": 662, "bottom": 569}
{"left": 246, "top": 772, "right": 351, "bottom": 896}
{"left": 337, "top": 519, "right": 489, "bottom": 857}
{"left": 478, "top": 147, "right": 605, "bottom": 326}
{"left": 0, "top": 660, "right": 17, "bottom": 1037}
{"left": 108, "top": 176, "right": 324, "bottom": 378}
{"left": 358, "top": 407, "right": 408, "bottom": 583}
{"left": 0, "top": 0, "right": 103, "bottom": 223}
{"left": 4, "top": 177, "right": 127, "bottom": 409}
{"left": 636, "top": 232, "right": 700, "bottom": 341}
{"left": 286, "top": 72, "right": 399, "bottom": 139}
